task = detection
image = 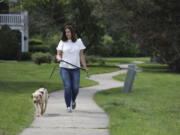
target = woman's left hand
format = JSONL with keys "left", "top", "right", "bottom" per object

{"left": 84, "top": 67, "right": 88, "bottom": 73}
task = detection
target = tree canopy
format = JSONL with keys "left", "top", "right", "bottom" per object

{"left": 10, "top": 0, "right": 180, "bottom": 72}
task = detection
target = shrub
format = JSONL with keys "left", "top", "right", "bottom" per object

{"left": 29, "top": 45, "right": 50, "bottom": 52}
{"left": 86, "top": 55, "right": 106, "bottom": 65}
{"left": 47, "top": 34, "right": 61, "bottom": 55}
{"left": 86, "top": 55, "right": 98, "bottom": 63}
{"left": 29, "top": 38, "right": 42, "bottom": 45}
{"left": 95, "top": 35, "right": 141, "bottom": 57}
{"left": 100, "top": 35, "right": 114, "bottom": 57}
{"left": 0, "top": 25, "right": 20, "bottom": 60}
{"left": 99, "top": 59, "right": 106, "bottom": 66}
{"left": 31, "top": 52, "right": 53, "bottom": 65}
{"left": 111, "top": 39, "right": 139, "bottom": 57}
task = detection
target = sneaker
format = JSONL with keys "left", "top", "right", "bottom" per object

{"left": 66, "top": 107, "right": 72, "bottom": 112}
{"left": 72, "top": 102, "right": 76, "bottom": 110}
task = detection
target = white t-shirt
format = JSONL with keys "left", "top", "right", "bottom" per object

{"left": 56, "top": 38, "right": 86, "bottom": 69}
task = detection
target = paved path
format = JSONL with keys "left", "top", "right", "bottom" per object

{"left": 19, "top": 62, "right": 139, "bottom": 135}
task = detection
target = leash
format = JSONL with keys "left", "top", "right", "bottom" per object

{"left": 42, "top": 63, "right": 58, "bottom": 88}
{"left": 61, "top": 60, "right": 89, "bottom": 78}
{"left": 61, "top": 60, "right": 85, "bottom": 70}
{"left": 42, "top": 60, "right": 89, "bottom": 88}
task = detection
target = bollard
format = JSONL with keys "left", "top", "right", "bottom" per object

{"left": 123, "top": 64, "right": 136, "bottom": 93}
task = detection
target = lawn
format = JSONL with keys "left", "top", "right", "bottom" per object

{"left": 0, "top": 57, "right": 148, "bottom": 135}
{"left": 0, "top": 61, "right": 118, "bottom": 135}
{"left": 0, "top": 58, "right": 123, "bottom": 135}
{"left": 94, "top": 62, "right": 180, "bottom": 135}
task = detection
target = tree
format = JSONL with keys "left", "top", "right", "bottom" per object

{"left": 101, "top": 0, "right": 180, "bottom": 72}
{"left": 67, "top": 0, "right": 105, "bottom": 55}
{"left": 18, "top": 0, "right": 105, "bottom": 55}
{"left": 19, "top": 0, "right": 66, "bottom": 36}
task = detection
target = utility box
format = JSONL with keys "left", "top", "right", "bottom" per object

{"left": 123, "top": 64, "right": 136, "bottom": 93}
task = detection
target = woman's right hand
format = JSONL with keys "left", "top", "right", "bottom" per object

{"left": 56, "top": 55, "right": 62, "bottom": 62}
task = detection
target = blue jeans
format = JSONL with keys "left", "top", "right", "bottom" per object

{"left": 60, "top": 67, "right": 80, "bottom": 107}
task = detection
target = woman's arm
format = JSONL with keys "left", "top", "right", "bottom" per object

{"left": 80, "top": 50, "right": 88, "bottom": 73}
{"left": 56, "top": 50, "right": 63, "bottom": 62}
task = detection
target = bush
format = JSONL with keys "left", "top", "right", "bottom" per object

{"left": 47, "top": 34, "right": 61, "bottom": 55}
{"left": 99, "top": 59, "right": 106, "bottom": 66}
{"left": 29, "top": 38, "right": 43, "bottom": 45}
{"left": 86, "top": 55, "right": 98, "bottom": 63}
{"left": 95, "top": 35, "right": 141, "bottom": 57}
{"left": 100, "top": 35, "right": 114, "bottom": 57}
{"left": 86, "top": 55, "right": 106, "bottom": 65}
{"left": 18, "top": 52, "right": 31, "bottom": 61}
{"left": 29, "top": 45, "right": 50, "bottom": 52}
{"left": 29, "top": 36, "right": 51, "bottom": 53}
{"left": 29, "top": 33, "right": 61, "bottom": 55}
{"left": 0, "top": 25, "right": 21, "bottom": 60}
{"left": 31, "top": 52, "right": 53, "bottom": 65}
{"left": 111, "top": 39, "right": 140, "bottom": 57}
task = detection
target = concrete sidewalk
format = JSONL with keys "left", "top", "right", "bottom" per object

{"left": 19, "top": 64, "right": 129, "bottom": 135}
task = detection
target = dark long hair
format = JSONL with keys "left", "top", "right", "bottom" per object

{"left": 61, "top": 25, "right": 77, "bottom": 42}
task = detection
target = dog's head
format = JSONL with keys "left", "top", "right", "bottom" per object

{"left": 32, "top": 92, "right": 42, "bottom": 104}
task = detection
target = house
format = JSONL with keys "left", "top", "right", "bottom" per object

{"left": 0, "top": 0, "right": 29, "bottom": 52}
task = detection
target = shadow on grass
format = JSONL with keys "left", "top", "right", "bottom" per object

{"left": 97, "top": 87, "right": 123, "bottom": 95}
{"left": 138, "top": 63, "right": 171, "bottom": 73}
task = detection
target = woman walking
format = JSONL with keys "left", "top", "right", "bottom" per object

{"left": 56, "top": 25, "right": 88, "bottom": 112}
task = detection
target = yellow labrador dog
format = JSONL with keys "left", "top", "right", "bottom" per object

{"left": 32, "top": 88, "right": 49, "bottom": 117}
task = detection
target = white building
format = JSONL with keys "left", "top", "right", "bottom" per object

{"left": 0, "top": 0, "right": 29, "bottom": 52}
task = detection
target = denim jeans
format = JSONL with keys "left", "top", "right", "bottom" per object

{"left": 60, "top": 67, "right": 80, "bottom": 107}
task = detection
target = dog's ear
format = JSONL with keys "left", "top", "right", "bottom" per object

{"left": 31, "top": 94, "right": 33, "bottom": 98}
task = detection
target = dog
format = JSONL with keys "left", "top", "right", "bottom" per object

{"left": 32, "top": 88, "right": 49, "bottom": 117}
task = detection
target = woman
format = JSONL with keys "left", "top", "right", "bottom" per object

{"left": 56, "top": 25, "right": 88, "bottom": 112}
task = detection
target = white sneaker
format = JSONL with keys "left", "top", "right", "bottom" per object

{"left": 66, "top": 107, "right": 72, "bottom": 113}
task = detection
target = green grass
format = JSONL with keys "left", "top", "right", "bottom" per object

{"left": 94, "top": 63, "right": 180, "bottom": 135}
{"left": 0, "top": 60, "right": 121, "bottom": 135}
{"left": 0, "top": 57, "right": 149, "bottom": 134}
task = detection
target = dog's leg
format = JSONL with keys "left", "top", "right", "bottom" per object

{"left": 43, "top": 92, "right": 49, "bottom": 113}
{"left": 43, "top": 103, "right": 45, "bottom": 113}
{"left": 35, "top": 104, "right": 40, "bottom": 117}
{"left": 44, "top": 97, "right": 48, "bottom": 113}
{"left": 40, "top": 103, "right": 44, "bottom": 115}
{"left": 38, "top": 104, "right": 41, "bottom": 116}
